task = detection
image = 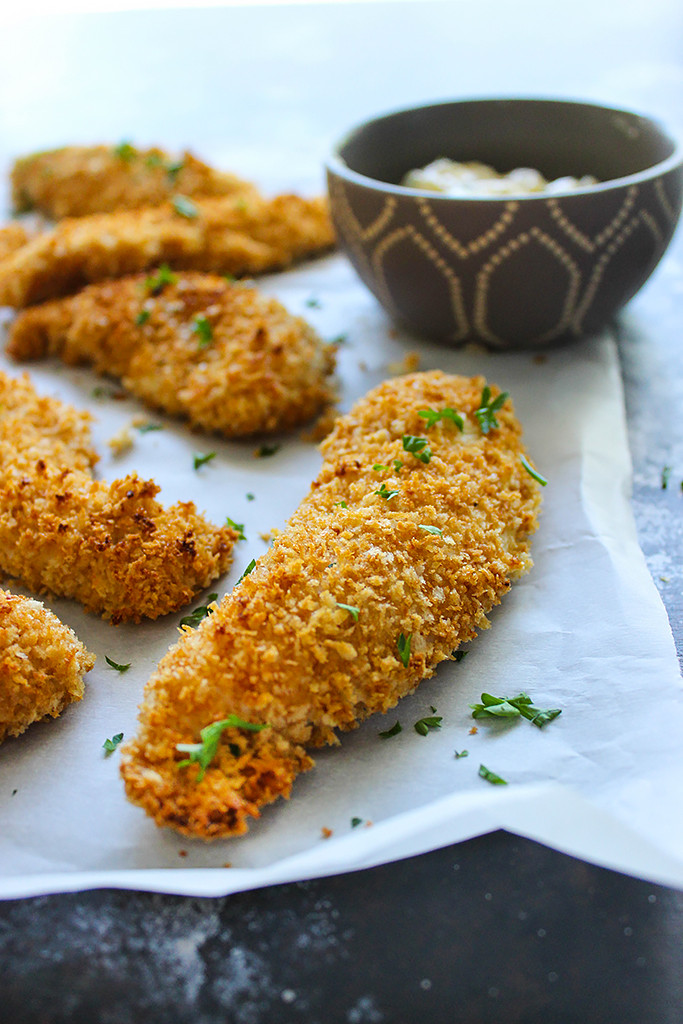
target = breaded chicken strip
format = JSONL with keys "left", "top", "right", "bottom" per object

{"left": 0, "top": 590, "right": 94, "bottom": 742}
{"left": 8, "top": 272, "right": 335, "bottom": 436}
{"left": 11, "top": 144, "right": 257, "bottom": 218}
{"left": 120, "top": 371, "right": 542, "bottom": 838}
{"left": 0, "top": 371, "right": 236, "bottom": 622}
{"left": 0, "top": 223, "right": 29, "bottom": 261}
{"left": 0, "top": 194, "right": 335, "bottom": 308}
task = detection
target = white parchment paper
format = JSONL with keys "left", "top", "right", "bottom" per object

{"left": 0, "top": 250, "right": 682, "bottom": 898}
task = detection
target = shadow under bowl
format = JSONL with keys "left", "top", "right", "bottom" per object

{"left": 326, "top": 98, "right": 683, "bottom": 349}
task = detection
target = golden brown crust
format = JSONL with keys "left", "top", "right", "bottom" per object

{"left": 120, "top": 371, "right": 542, "bottom": 838}
{"left": 0, "top": 194, "right": 336, "bottom": 308}
{"left": 0, "top": 370, "right": 236, "bottom": 622}
{"left": 0, "top": 590, "right": 94, "bottom": 742}
{"left": 8, "top": 272, "right": 336, "bottom": 436}
{"left": 11, "top": 145, "right": 257, "bottom": 218}
{"left": 0, "top": 223, "right": 29, "bottom": 261}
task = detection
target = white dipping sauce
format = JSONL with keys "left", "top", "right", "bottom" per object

{"left": 401, "top": 158, "right": 598, "bottom": 196}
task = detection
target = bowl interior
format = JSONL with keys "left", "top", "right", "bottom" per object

{"left": 336, "top": 99, "right": 678, "bottom": 189}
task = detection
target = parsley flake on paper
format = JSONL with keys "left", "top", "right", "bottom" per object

{"left": 177, "top": 716, "right": 268, "bottom": 782}
{"left": 193, "top": 451, "right": 216, "bottom": 470}
{"left": 414, "top": 713, "right": 442, "bottom": 736}
{"left": 256, "top": 444, "right": 281, "bottom": 458}
{"left": 103, "top": 732, "right": 124, "bottom": 756}
{"left": 520, "top": 454, "right": 548, "bottom": 486}
{"left": 105, "top": 656, "right": 130, "bottom": 673}
{"left": 351, "top": 817, "right": 363, "bottom": 828}
{"left": 470, "top": 692, "right": 562, "bottom": 728}
{"left": 418, "top": 407, "right": 464, "bottom": 431}
{"left": 402, "top": 434, "right": 432, "bottom": 463}
{"left": 662, "top": 465, "right": 672, "bottom": 489}
{"left": 379, "top": 721, "right": 402, "bottom": 739}
{"left": 479, "top": 764, "right": 508, "bottom": 785}
{"left": 474, "top": 386, "right": 509, "bottom": 434}
{"left": 179, "top": 594, "right": 218, "bottom": 628}
{"left": 136, "top": 421, "right": 162, "bottom": 433}
{"left": 454, "top": 749, "right": 469, "bottom": 759}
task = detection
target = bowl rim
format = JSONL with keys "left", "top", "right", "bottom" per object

{"left": 326, "top": 96, "right": 683, "bottom": 201}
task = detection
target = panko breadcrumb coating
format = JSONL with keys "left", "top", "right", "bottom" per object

{"left": 0, "top": 223, "right": 29, "bottom": 261}
{"left": 0, "top": 370, "right": 236, "bottom": 623}
{"left": 0, "top": 590, "right": 94, "bottom": 742}
{"left": 120, "top": 371, "right": 541, "bottom": 839}
{"left": 8, "top": 272, "right": 336, "bottom": 436}
{"left": 0, "top": 193, "right": 335, "bottom": 308}
{"left": 11, "top": 144, "right": 258, "bottom": 218}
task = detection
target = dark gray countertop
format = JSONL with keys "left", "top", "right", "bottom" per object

{"left": 1, "top": 2, "right": 682, "bottom": 1020}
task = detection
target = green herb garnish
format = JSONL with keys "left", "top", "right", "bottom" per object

{"left": 166, "top": 160, "right": 184, "bottom": 182}
{"left": 418, "top": 407, "right": 464, "bottom": 431}
{"left": 454, "top": 749, "right": 469, "bottom": 759}
{"left": 379, "top": 721, "right": 402, "bottom": 739}
{"left": 662, "top": 465, "right": 672, "bottom": 489}
{"left": 179, "top": 594, "right": 218, "bottom": 628}
{"left": 475, "top": 386, "right": 509, "bottom": 434}
{"left": 226, "top": 517, "right": 246, "bottom": 540}
{"left": 172, "top": 194, "right": 199, "bottom": 219}
{"left": 470, "top": 692, "right": 562, "bottom": 728}
{"left": 402, "top": 435, "right": 432, "bottom": 463}
{"left": 520, "top": 454, "right": 547, "bottom": 486}
{"left": 375, "top": 483, "right": 399, "bottom": 500}
{"left": 103, "top": 732, "right": 124, "bottom": 755}
{"left": 193, "top": 451, "right": 216, "bottom": 470}
{"left": 145, "top": 153, "right": 163, "bottom": 169}
{"left": 193, "top": 315, "right": 213, "bottom": 347}
{"left": 177, "top": 715, "right": 268, "bottom": 782}
{"left": 306, "top": 297, "right": 322, "bottom": 309}
{"left": 246, "top": 492, "right": 255, "bottom": 501}
{"left": 113, "top": 141, "right": 136, "bottom": 162}
{"left": 373, "top": 464, "right": 391, "bottom": 472}
{"left": 105, "top": 656, "right": 130, "bottom": 673}
{"left": 256, "top": 444, "right": 281, "bottom": 458}
{"left": 329, "top": 334, "right": 348, "bottom": 345}
{"left": 336, "top": 602, "right": 360, "bottom": 621}
{"left": 396, "top": 632, "right": 412, "bottom": 668}
{"left": 237, "top": 559, "right": 256, "bottom": 585}
{"left": 145, "top": 264, "right": 177, "bottom": 295}
{"left": 479, "top": 764, "right": 508, "bottom": 785}
{"left": 414, "top": 714, "right": 442, "bottom": 736}
{"left": 136, "top": 422, "right": 162, "bottom": 433}
{"left": 135, "top": 309, "right": 151, "bottom": 326}
{"left": 418, "top": 524, "right": 443, "bottom": 536}
{"left": 335, "top": 500, "right": 348, "bottom": 508}
{"left": 351, "top": 817, "right": 363, "bottom": 828}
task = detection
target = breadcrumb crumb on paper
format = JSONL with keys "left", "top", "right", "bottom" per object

{"left": 0, "top": 590, "right": 94, "bottom": 742}
{"left": 120, "top": 370, "right": 541, "bottom": 840}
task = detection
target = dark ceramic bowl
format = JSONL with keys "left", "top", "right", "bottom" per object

{"left": 326, "top": 98, "right": 683, "bottom": 349}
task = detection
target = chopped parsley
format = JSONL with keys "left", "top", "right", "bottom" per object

{"left": 375, "top": 483, "right": 399, "bottom": 500}
{"left": 193, "top": 451, "right": 216, "bottom": 470}
{"left": 226, "top": 517, "right": 246, "bottom": 540}
{"left": 402, "top": 434, "right": 432, "bottom": 463}
{"left": 145, "top": 153, "right": 164, "bottom": 169}
{"left": 418, "top": 407, "right": 464, "bottom": 431}
{"left": 113, "top": 141, "right": 136, "bottom": 162}
{"left": 103, "top": 732, "right": 124, "bottom": 755}
{"left": 246, "top": 492, "right": 255, "bottom": 501}
{"left": 328, "top": 333, "right": 348, "bottom": 346}
{"left": 306, "top": 297, "right": 322, "bottom": 309}
{"left": 479, "top": 764, "right": 508, "bottom": 785}
{"left": 105, "top": 656, "right": 130, "bottom": 672}
{"left": 136, "top": 422, "right": 162, "bottom": 433}
{"left": 173, "top": 194, "right": 199, "bottom": 219}
{"left": 236, "top": 558, "right": 256, "bottom": 585}
{"left": 418, "top": 524, "right": 442, "bottom": 536}
{"left": 454, "top": 749, "right": 469, "bottom": 759}
{"left": 396, "top": 632, "right": 412, "bottom": 668}
{"left": 336, "top": 602, "right": 360, "bottom": 621}
{"left": 177, "top": 715, "right": 268, "bottom": 782}
{"left": 166, "top": 160, "right": 184, "bottom": 182}
{"left": 373, "top": 463, "right": 391, "bottom": 472}
{"left": 193, "top": 315, "right": 213, "bottom": 347}
{"left": 256, "top": 444, "right": 281, "bottom": 458}
{"left": 179, "top": 594, "right": 218, "bottom": 628}
{"left": 474, "top": 386, "right": 509, "bottom": 434}
{"left": 379, "top": 721, "right": 402, "bottom": 739}
{"left": 351, "top": 817, "right": 363, "bottom": 828}
{"left": 662, "top": 465, "right": 672, "bottom": 489}
{"left": 135, "top": 309, "right": 151, "bottom": 326}
{"left": 414, "top": 713, "right": 442, "bottom": 736}
{"left": 145, "top": 264, "right": 177, "bottom": 295}
{"left": 470, "top": 692, "right": 562, "bottom": 728}
{"left": 335, "top": 500, "right": 348, "bottom": 508}
{"left": 520, "top": 454, "right": 547, "bottom": 486}
{"left": 452, "top": 650, "right": 467, "bottom": 662}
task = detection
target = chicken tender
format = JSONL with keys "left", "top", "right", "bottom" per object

{"left": 8, "top": 272, "right": 336, "bottom": 436}
{"left": 0, "top": 371, "right": 236, "bottom": 622}
{"left": 11, "top": 144, "right": 257, "bottom": 218}
{"left": 0, "top": 193, "right": 335, "bottom": 308}
{"left": 0, "top": 223, "right": 29, "bottom": 261}
{"left": 120, "top": 371, "right": 542, "bottom": 838}
{"left": 0, "top": 590, "right": 94, "bottom": 742}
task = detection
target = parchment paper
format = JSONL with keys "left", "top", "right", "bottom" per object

{"left": 1, "top": 244, "right": 682, "bottom": 898}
